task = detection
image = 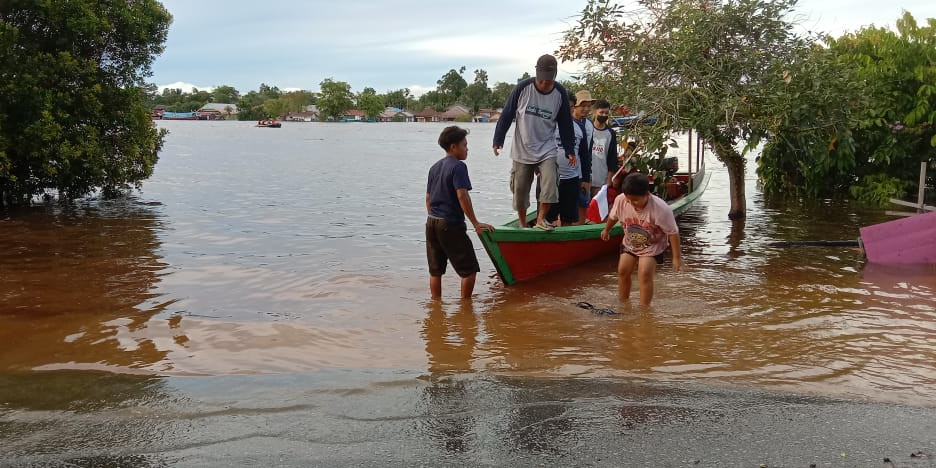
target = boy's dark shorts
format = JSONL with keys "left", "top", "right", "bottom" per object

{"left": 426, "top": 217, "right": 480, "bottom": 277}
{"left": 620, "top": 244, "right": 666, "bottom": 264}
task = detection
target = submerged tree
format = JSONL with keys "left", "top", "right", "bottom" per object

{"left": 559, "top": 0, "right": 852, "bottom": 219}
{"left": 0, "top": 0, "right": 172, "bottom": 205}
{"left": 830, "top": 14, "right": 936, "bottom": 204}
{"left": 317, "top": 78, "right": 354, "bottom": 121}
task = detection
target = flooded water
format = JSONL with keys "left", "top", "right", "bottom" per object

{"left": 2, "top": 121, "right": 935, "bottom": 406}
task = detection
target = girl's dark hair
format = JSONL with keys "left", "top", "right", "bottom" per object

{"left": 438, "top": 126, "right": 469, "bottom": 151}
{"left": 622, "top": 172, "right": 650, "bottom": 196}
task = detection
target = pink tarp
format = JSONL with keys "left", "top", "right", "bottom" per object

{"left": 859, "top": 210, "right": 936, "bottom": 264}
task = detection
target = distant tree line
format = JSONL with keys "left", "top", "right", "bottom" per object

{"left": 144, "top": 68, "right": 541, "bottom": 122}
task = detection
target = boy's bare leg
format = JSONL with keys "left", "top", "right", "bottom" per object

{"left": 460, "top": 273, "right": 476, "bottom": 299}
{"left": 617, "top": 253, "right": 637, "bottom": 300}
{"left": 637, "top": 257, "right": 658, "bottom": 305}
{"left": 430, "top": 276, "right": 442, "bottom": 299}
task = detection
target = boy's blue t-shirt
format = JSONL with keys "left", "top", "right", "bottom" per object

{"left": 427, "top": 155, "right": 472, "bottom": 223}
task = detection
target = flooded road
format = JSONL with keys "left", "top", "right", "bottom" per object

{"left": 1, "top": 121, "right": 935, "bottom": 464}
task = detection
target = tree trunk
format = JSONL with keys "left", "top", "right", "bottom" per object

{"left": 707, "top": 137, "right": 747, "bottom": 219}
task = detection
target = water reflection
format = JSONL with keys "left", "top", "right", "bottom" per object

{"left": 0, "top": 371, "right": 173, "bottom": 463}
{"left": 421, "top": 300, "right": 479, "bottom": 454}
{"left": 0, "top": 201, "right": 171, "bottom": 372}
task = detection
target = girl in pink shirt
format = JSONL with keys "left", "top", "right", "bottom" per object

{"left": 600, "top": 173, "right": 683, "bottom": 305}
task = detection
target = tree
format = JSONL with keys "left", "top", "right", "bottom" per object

{"left": 0, "top": 0, "right": 171, "bottom": 205}
{"left": 490, "top": 82, "right": 514, "bottom": 108}
{"left": 317, "top": 78, "right": 353, "bottom": 121}
{"left": 560, "top": 0, "right": 838, "bottom": 219}
{"left": 356, "top": 88, "right": 384, "bottom": 120}
{"left": 211, "top": 85, "right": 240, "bottom": 104}
{"left": 383, "top": 88, "right": 411, "bottom": 110}
{"left": 462, "top": 68, "right": 493, "bottom": 113}
{"left": 829, "top": 14, "right": 936, "bottom": 203}
{"left": 436, "top": 66, "right": 468, "bottom": 109}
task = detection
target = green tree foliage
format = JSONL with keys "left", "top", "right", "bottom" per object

{"left": 317, "top": 78, "right": 353, "bottom": 121}
{"left": 262, "top": 90, "right": 315, "bottom": 118}
{"left": 356, "top": 88, "right": 384, "bottom": 120}
{"left": 753, "top": 46, "right": 863, "bottom": 199}
{"left": 382, "top": 88, "right": 411, "bottom": 109}
{"left": 436, "top": 66, "right": 467, "bottom": 109}
{"left": 831, "top": 14, "right": 936, "bottom": 203}
{"left": 490, "top": 82, "right": 513, "bottom": 107}
{"left": 462, "top": 69, "right": 493, "bottom": 113}
{"left": 211, "top": 85, "right": 240, "bottom": 104}
{"left": 236, "top": 83, "right": 282, "bottom": 120}
{"left": 0, "top": 0, "right": 171, "bottom": 205}
{"left": 560, "top": 0, "right": 838, "bottom": 219}
{"left": 416, "top": 90, "right": 447, "bottom": 112}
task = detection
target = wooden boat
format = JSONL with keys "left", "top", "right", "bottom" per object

{"left": 479, "top": 136, "right": 710, "bottom": 285}
{"left": 256, "top": 120, "right": 281, "bottom": 128}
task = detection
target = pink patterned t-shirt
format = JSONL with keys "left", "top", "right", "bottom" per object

{"left": 608, "top": 194, "right": 678, "bottom": 256}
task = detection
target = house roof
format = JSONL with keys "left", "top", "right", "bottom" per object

{"left": 413, "top": 107, "right": 439, "bottom": 118}
{"left": 199, "top": 102, "right": 238, "bottom": 113}
{"left": 438, "top": 105, "right": 472, "bottom": 119}
{"left": 345, "top": 109, "right": 365, "bottom": 117}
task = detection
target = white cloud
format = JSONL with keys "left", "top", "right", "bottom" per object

{"left": 157, "top": 82, "right": 214, "bottom": 93}
{"left": 407, "top": 85, "right": 434, "bottom": 98}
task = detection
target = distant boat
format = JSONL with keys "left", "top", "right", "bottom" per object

{"left": 256, "top": 120, "right": 281, "bottom": 128}
{"left": 160, "top": 111, "right": 198, "bottom": 120}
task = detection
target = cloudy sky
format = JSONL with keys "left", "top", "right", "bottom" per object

{"left": 151, "top": 0, "right": 936, "bottom": 95}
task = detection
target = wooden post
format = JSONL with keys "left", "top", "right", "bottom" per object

{"left": 687, "top": 129, "right": 693, "bottom": 192}
{"left": 918, "top": 161, "right": 927, "bottom": 213}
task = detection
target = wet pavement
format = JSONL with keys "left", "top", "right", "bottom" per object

{"left": 2, "top": 371, "right": 935, "bottom": 467}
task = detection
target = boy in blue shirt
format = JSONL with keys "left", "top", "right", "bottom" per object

{"left": 426, "top": 126, "right": 494, "bottom": 299}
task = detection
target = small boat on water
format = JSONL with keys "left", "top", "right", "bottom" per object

{"left": 256, "top": 119, "right": 281, "bottom": 128}
{"left": 160, "top": 111, "right": 198, "bottom": 121}
{"left": 479, "top": 142, "right": 710, "bottom": 285}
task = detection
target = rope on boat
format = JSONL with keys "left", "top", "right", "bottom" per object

{"left": 768, "top": 240, "right": 861, "bottom": 247}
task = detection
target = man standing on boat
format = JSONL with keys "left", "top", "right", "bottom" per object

{"left": 590, "top": 99, "right": 619, "bottom": 198}
{"left": 493, "top": 54, "right": 577, "bottom": 231}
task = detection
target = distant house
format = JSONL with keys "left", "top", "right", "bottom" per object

{"left": 343, "top": 109, "right": 366, "bottom": 122}
{"left": 282, "top": 111, "right": 319, "bottom": 122}
{"left": 413, "top": 107, "right": 440, "bottom": 123}
{"left": 197, "top": 102, "right": 238, "bottom": 120}
{"left": 438, "top": 105, "right": 472, "bottom": 122}
{"left": 474, "top": 108, "right": 501, "bottom": 123}
{"left": 378, "top": 107, "right": 414, "bottom": 122}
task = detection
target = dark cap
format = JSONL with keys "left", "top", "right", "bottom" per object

{"left": 535, "top": 54, "right": 558, "bottom": 81}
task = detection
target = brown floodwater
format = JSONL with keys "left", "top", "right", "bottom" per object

{"left": 1, "top": 121, "right": 934, "bottom": 405}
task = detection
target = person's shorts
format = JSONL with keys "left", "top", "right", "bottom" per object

{"left": 620, "top": 244, "right": 666, "bottom": 264}
{"left": 426, "top": 216, "right": 480, "bottom": 277}
{"left": 510, "top": 158, "right": 558, "bottom": 211}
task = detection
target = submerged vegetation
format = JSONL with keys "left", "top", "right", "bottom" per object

{"left": 560, "top": 0, "right": 935, "bottom": 216}
{"left": 0, "top": 1, "right": 172, "bottom": 206}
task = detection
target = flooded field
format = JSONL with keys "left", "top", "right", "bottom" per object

{"left": 2, "top": 121, "right": 935, "bottom": 464}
